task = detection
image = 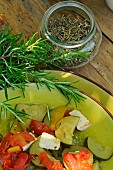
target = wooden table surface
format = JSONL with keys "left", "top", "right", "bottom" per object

{"left": 0, "top": 0, "right": 113, "bottom": 94}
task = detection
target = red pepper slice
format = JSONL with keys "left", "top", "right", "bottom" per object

{"left": 63, "top": 151, "right": 93, "bottom": 170}
{"left": 38, "top": 151, "right": 53, "bottom": 170}
{"left": 0, "top": 133, "right": 13, "bottom": 153}
{"left": 0, "top": 132, "right": 35, "bottom": 169}
{"left": 73, "top": 150, "right": 93, "bottom": 170}
{"left": 4, "top": 152, "right": 33, "bottom": 170}
{"left": 52, "top": 161, "right": 65, "bottom": 170}
{"left": 30, "top": 120, "right": 53, "bottom": 136}
{"left": 74, "top": 150, "right": 90, "bottom": 161}
{"left": 10, "top": 132, "right": 35, "bottom": 147}
{"left": 38, "top": 152, "right": 65, "bottom": 170}
{"left": 63, "top": 152, "right": 79, "bottom": 170}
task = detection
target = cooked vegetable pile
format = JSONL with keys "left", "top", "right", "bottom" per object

{"left": 0, "top": 104, "right": 113, "bottom": 170}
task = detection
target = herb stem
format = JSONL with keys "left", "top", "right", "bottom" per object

{"left": 0, "top": 24, "right": 86, "bottom": 125}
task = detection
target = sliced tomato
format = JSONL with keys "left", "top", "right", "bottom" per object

{"left": 0, "top": 131, "right": 35, "bottom": 152}
{"left": 4, "top": 152, "right": 33, "bottom": 170}
{"left": 38, "top": 151, "right": 53, "bottom": 170}
{"left": 0, "top": 152, "right": 12, "bottom": 166}
{"left": 79, "top": 160, "right": 93, "bottom": 170}
{"left": 20, "top": 132, "right": 35, "bottom": 142}
{"left": 73, "top": 150, "right": 93, "bottom": 170}
{"left": 30, "top": 120, "right": 53, "bottom": 136}
{"left": 0, "top": 133, "right": 13, "bottom": 153}
{"left": 0, "top": 132, "right": 34, "bottom": 170}
{"left": 10, "top": 132, "right": 35, "bottom": 147}
{"left": 74, "top": 150, "right": 90, "bottom": 161}
{"left": 0, "top": 152, "right": 19, "bottom": 168}
{"left": 63, "top": 152, "right": 79, "bottom": 170}
{"left": 12, "top": 152, "right": 28, "bottom": 168}
{"left": 63, "top": 151, "right": 93, "bottom": 170}
{"left": 52, "top": 161, "right": 65, "bottom": 170}
{"left": 38, "top": 152, "right": 65, "bottom": 170}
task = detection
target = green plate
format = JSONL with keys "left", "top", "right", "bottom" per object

{"left": 47, "top": 70, "right": 113, "bottom": 115}
{"left": 0, "top": 82, "right": 113, "bottom": 146}
{"left": 0, "top": 71, "right": 113, "bottom": 169}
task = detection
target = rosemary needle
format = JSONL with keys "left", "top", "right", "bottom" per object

{"left": 0, "top": 24, "right": 86, "bottom": 126}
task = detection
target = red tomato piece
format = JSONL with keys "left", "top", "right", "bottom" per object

{"left": 63, "top": 152, "right": 79, "bottom": 170}
{"left": 73, "top": 150, "right": 93, "bottom": 170}
{"left": 12, "top": 152, "right": 28, "bottom": 169}
{"left": 0, "top": 152, "right": 12, "bottom": 166}
{"left": 4, "top": 152, "right": 33, "bottom": 170}
{"left": 21, "top": 132, "right": 35, "bottom": 142}
{"left": 38, "top": 151, "right": 53, "bottom": 170}
{"left": 63, "top": 151, "right": 93, "bottom": 170}
{"left": 0, "top": 133, "right": 13, "bottom": 153}
{"left": 0, "top": 152, "right": 19, "bottom": 168}
{"left": 0, "top": 132, "right": 34, "bottom": 170}
{"left": 30, "top": 120, "right": 53, "bottom": 136}
{"left": 10, "top": 134, "right": 26, "bottom": 148}
{"left": 74, "top": 150, "right": 90, "bottom": 161}
{"left": 10, "top": 132, "right": 35, "bottom": 147}
{"left": 79, "top": 160, "right": 93, "bottom": 170}
{"left": 52, "top": 161, "right": 65, "bottom": 170}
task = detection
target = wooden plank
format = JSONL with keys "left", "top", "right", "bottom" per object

{"left": 74, "top": 35, "right": 113, "bottom": 93}
{"left": 1, "top": 0, "right": 113, "bottom": 40}
{"left": 0, "top": 0, "right": 113, "bottom": 93}
{"left": 0, "top": 0, "right": 59, "bottom": 39}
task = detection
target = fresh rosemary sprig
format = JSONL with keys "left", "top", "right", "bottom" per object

{"left": 0, "top": 101, "right": 29, "bottom": 124}
{"left": 40, "top": 78, "right": 85, "bottom": 106}
{"left": 0, "top": 24, "right": 86, "bottom": 124}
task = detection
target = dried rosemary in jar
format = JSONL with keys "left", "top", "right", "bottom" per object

{"left": 40, "top": 1, "right": 102, "bottom": 68}
{"left": 48, "top": 14, "right": 91, "bottom": 43}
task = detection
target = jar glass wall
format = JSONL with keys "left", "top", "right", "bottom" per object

{"left": 40, "top": 1, "right": 102, "bottom": 68}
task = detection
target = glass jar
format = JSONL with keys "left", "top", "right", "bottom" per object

{"left": 40, "top": 1, "right": 102, "bottom": 69}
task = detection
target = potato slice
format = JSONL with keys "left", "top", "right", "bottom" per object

{"left": 55, "top": 116, "right": 79, "bottom": 145}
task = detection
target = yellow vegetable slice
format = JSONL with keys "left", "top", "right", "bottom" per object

{"left": 49, "top": 105, "right": 67, "bottom": 130}
{"left": 7, "top": 146, "right": 21, "bottom": 153}
{"left": 55, "top": 116, "right": 79, "bottom": 144}
{"left": 0, "top": 165, "right": 3, "bottom": 170}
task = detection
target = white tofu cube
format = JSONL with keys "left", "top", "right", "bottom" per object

{"left": 69, "top": 110, "right": 91, "bottom": 131}
{"left": 39, "top": 132, "right": 60, "bottom": 150}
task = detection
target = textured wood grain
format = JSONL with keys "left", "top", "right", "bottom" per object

{"left": 0, "top": 0, "right": 59, "bottom": 38}
{"left": 0, "top": 0, "right": 113, "bottom": 93}
{"left": 74, "top": 35, "right": 113, "bottom": 93}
